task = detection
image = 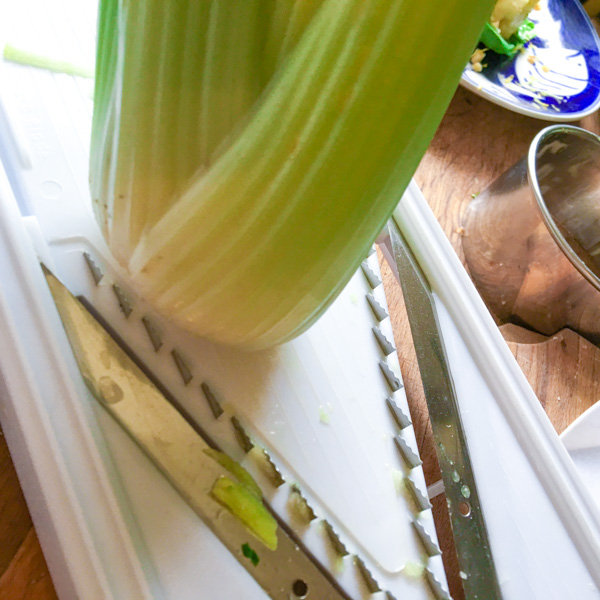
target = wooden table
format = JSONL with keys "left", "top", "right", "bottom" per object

{"left": 381, "top": 87, "right": 600, "bottom": 599}
{"left": 2, "top": 86, "right": 600, "bottom": 599}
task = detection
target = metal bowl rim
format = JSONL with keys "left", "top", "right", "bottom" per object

{"left": 527, "top": 124, "right": 600, "bottom": 292}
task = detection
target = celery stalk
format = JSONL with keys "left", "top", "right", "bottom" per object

{"left": 91, "top": 0, "right": 495, "bottom": 349}
{"left": 261, "top": 0, "right": 327, "bottom": 81}
{"left": 91, "top": 1, "right": 270, "bottom": 259}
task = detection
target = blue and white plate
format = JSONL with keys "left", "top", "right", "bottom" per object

{"left": 461, "top": 0, "right": 600, "bottom": 121}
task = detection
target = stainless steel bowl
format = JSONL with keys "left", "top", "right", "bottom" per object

{"left": 463, "top": 125, "right": 600, "bottom": 344}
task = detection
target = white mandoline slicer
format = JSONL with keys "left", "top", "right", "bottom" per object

{"left": 1, "top": 1, "right": 600, "bottom": 599}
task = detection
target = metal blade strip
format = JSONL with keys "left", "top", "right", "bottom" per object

{"left": 387, "top": 220, "right": 502, "bottom": 599}
{"left": 43, "top": 265, "right": 349, "bottom": 600}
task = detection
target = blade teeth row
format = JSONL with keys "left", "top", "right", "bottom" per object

{"left": 227, "top": 417, "right": 287, "bottom": 487}
{"left": 353, "top": 555, "right": 381, "bottom": 593}
{"left": 314, "top": 508, "right": 395, "bottom": 599}
{"left": 225, "top": 428, "right": 397, "bottom": 600}
{"left": 83, "top": 251, "right": 104, "bottom": 284}
{"left": 263, "top": 451, "right": 285, "bottom": 487}
{"left": 82, "top": 251, "right": 436, "bottom": 600}
{"left": 411, "top": 518, "right": 441, "bottom": 557}
{"left": 230, "top": 416, "right": 254, "bottom": 453}
{"left": 366, "top": 292, "right": 389, "bottom": 322}
{"left": 361, "top": 260, "right": 382, "bottom": 289}
{"left": 85, "top": 254, "right": 220, "bottom": 420}
{"left": 248, "top": 446, "right": 285, "bottom": 488}
{"left": 82, "top": 245, "right": 158, "bottom": 354}
{"left": 404, "top": 475, "right": 433, "bottom": 512}
{"left": 425, "top": 567, "right": 452, "bottom": 600}
{"left": 171, "top": 349, "right": 193, "bottom": 385}
{"left": 288, "top": 485, "right": 317, "bottom": 523}
{"left": 112, "top": 284, "right": 132, "bottom": 317}
{"left": 362, "top": 238, "right": 441, "bottom": 577}
{"left": 322, "top": 521, "right": 349, "bottom": 557}
{"left": 294, "top": 498, "right": 394, "bottom": 599}
{"left": 372, "top": 326, "right": 395, "bottom": 356}
{"left": 201, "top": 382, "right": 224, "bottom": 419}
{"left": 222, "top": 416, "right": 287, "bottom": 488}
{"left": 379, "top": 361, "right": 402, "bottom": 392}
{"left": 288, "top": 480, "right": 393, "bottom": 598}
{"left": 386, "top": 397, "right": 412, "bottom": 429}
{"left": 141, "top": 316, "right": 163, "bottom": 351}
{"left": 394, "top": 433, "right": 422, "bottom": 469}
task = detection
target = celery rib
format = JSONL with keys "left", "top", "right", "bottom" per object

{"left": 91, "top": 0, "right": 496, "bottom": 349}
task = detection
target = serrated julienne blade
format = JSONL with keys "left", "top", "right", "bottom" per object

{"left": 386, "top": 221, "right": 502, "bottom": 599}
{"left": 42, "top": 265, "right": 348, "bottom": 600}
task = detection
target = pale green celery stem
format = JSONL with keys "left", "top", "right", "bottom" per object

{"left": 89, "top": 0, "right": 112, "bottom": 185}
{"left": 3, "top": 43, "right": 94, "bottom": 78}
{"left": 92, "top": 0, "right": 321, "bottom": 252}
{"left": 177, "top": 2, "right": 267, "bottom": 181}
{"left": 140, "top": 1, "right": 189, "bottom": 244}
{"left": 110, "top": 1, "right": 180, "bottom": 257}
{"left": 262, "top": 0, "right": 327, "bottom": 79}
{"left": 164, "top": 0, "right": 409, "bottom": 340}
{"left": 127, "top": 0, "right": 495, "bottom": 348}
{"left": 96, "top": 1, "right": 270, "bottom": 257}
{"left": 261, "top": 0, "right": 326, "bottom": 82}
{"left": 129, "top": 0, "right": 394, "bottom": 289}
{"left": 91, "top": 0, "right": 118, "bottom": 128}
{"left": 90, "top": 0, "right": 146, "bottom": 253}
{"left": 89, "top": 0, "right": 119, "bottom": 238}
{"left": 128, "top": 0, "right": 360, "bottom": 301}
{"left": 140, "top": 0, "right": 370, "bottom": 305}
{"left": 278, "top": 0, "right": 327, "bottom": 59}
{"left": 102, "top": 0, "right": 153, "bottom": 258}
{"left": 173, "top": 1, "right": 212, "bottom": 187}
{"left": 261, "top": 2, "right": 295, "bottom": 81}
{"left": 198, "top": 2, "right": 265, "bottom": 167}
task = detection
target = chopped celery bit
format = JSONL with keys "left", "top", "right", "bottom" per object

{"left": 203, "top": 447, "right": 262, "bottom": 498}
{"left": 318, "top": 404, "right": 331, "bottom": 425}
{"left": 403, "top": 561, "right": 426, "bottom": 578}
{"left": 211, "top": 476, "right": 278, "bottom": 550}
{"left": 3, "top": 43, "right": 94, "bottom": 78}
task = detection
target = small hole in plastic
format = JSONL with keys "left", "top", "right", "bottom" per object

{"left": 292, "top": 579, "right": 308, "bottom": 598}
{"left": 458, "top": 501, "right": 471, "bottom": 517}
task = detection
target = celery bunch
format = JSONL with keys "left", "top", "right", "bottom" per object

{"left": 91, "top": 0, "right": 494, "bottom": 349}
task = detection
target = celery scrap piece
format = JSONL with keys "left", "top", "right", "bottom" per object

{"left": 211, "top": 475, "right": 278, "bottom": 551}
{"left": 3, "top": 43, "right": 94, "bottom": 78}
{"left": 203, "top": 447, "right": 263, "bottom": 499}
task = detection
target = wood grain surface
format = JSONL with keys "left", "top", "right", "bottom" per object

{"left": 0, "top": 428, "right": 57, "bottom": 600}
{"left": 384, "top": 86, "right": 600, "bottom": 599}
{"left": 1, "top": 86, "right": 600, "bottom": 599}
